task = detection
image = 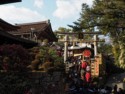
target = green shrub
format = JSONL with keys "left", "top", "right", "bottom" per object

{"left": 0, "top": 44, "right": 30, "bottom": 71}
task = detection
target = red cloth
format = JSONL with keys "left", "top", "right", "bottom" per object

{"left": 85, "top": 72, "right": 91, "bottom": 82}
{"left": 81, "top": 61, "right": 87, "bottom": 69}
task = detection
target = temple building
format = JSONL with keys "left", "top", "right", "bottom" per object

{"left": 0, "top": 18, "right": 57, "bottom": 48}
{"left": 8, "top": 20, "right": 58, "bottom": 43}
{"left": 0, "top": 18, "right": 38, "bottom": 48}
{"left": 0, "top": 0, "right": 57, "bottom": 48}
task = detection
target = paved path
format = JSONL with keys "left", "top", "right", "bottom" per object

{"left": 105, "top": 72, "right": 125, "bottom": 89}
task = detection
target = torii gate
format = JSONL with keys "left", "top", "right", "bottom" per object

{"left": 57, "top": 32, "right": 104, "bottom": 63}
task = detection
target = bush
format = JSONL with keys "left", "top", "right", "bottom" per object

{"left": 30, "top": 59, "right": 40, "bottom": 70}
{"left": 28, "top": 45, "right": 64, "bottom": 72}
{"left": 42, "top": 61, "right": 53, "bottom": 71}
{"left": 0, "top": 72, "right": 31, "bottom": 94}
{"left": 0, "top": 44, "right": 30, "bottom": 71}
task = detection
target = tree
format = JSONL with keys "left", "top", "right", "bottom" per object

{"left": 69, "top": 0, "right": 125, "bottom": 69}
{"left": 54, "top": 27, "right": 72, "bottom": 41}
{"left": 98, "top": 43, "right": 112, "bottom": 54}
{"left": 68, "top": 3, "right": 95, "bottom": 39}
{"left": 91, "top": 0, "right": 125, "bottom": 68}
{"left": 54, "top": 27, "right": 71, "bottom": 34}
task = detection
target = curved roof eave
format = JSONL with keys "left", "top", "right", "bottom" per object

{"left": 0, "top": 0, "right": 21, "bottom": 4}
{"left": 0, "top": 18, "right": 20, "bottom": 31}
{"left": 0, "top": 30, "right": 38, "bottom": 48}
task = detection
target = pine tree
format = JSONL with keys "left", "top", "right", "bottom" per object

{"left": 69, "top": 0, "right": 125, "bottom": 69}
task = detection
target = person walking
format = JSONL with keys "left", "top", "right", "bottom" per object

{"left": 113, "top": 84, "right": 118, "bottom": 94}
{"left": 80, "top": 60, "right": 87, "bottom": 81}
{"left": 85, "top": 71, "right": 91, "bottom": 83}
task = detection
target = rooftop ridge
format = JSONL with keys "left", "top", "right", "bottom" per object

{"left": 15, "top": 19, "right": 50, "bottom": 26}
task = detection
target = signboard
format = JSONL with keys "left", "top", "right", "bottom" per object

{"left": 94, "top": 58, "right": 99, "bottom": 76}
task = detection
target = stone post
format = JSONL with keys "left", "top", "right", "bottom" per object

{"left": 64, "top": 35, "right": 68, "bottom": 63}
{"left": 94, "top": 35, "right": 98, "bottom": 56}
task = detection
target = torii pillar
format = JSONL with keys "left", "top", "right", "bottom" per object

{"left": 94, "top": 35, "right": 98, "bottom": 56}
{"left": 64, "top": 35, "right": 68, "bottom": 63}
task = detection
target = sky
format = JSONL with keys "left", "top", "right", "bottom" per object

{"left": 0, "top": 0, "right": 94, "bottom": 31}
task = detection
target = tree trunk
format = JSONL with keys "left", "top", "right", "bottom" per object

{"left": 112, "top": 44, "right": 119, "bottom": 65}
{"left": 118, "top": 43, "right": 125, "bottom": 69}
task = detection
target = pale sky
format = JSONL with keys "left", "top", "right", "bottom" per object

{"left": 0, "top": 0, "right": 94, "bottom": 31}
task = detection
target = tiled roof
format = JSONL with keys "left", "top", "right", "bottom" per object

{"left": 5, "top": 20, "right": 57, "bottom": 42}
{"left": 14, "top": 20, "right": 58, "bottom": 42}
{"left": 15, "top": 20, "right": 49, "bottom": 33}
{"left": 0, "top": 18, "right": 19, "bottom": 31}
{"left": 0, "top": 30, "right": 37, "bottom": 48}
{"left": 0, "top": 18, "right": 37, "bottom": 48}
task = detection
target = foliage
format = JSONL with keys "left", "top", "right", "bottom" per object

{"left": 0, "top": 72, "right": 31, "bottom": 94}
{"left": 54, "top": 27, "right": 72, "bottom": 39}
{"left": 29, "top": 47, "right": 40, "bottom": 60}
{"left": 69, "top": 0, "right": 125, "bottom": 69}
{"left": 28, "top": 47, "right": 42, "bottom": 71}
{"left": 29, "top": 59, "right": 40, "bottom": 70}
{"left": 0, "top": 44, "right": 30, "bottom": 71}
{"left": 55, "top": 27, "right": 71, "bottom": 32}
{"left": 98, "top": 43, "right": 112, "bottom": 54}
{"left": 43, "top": 39, "right": 48, "bottom": 45}
{"left": 41, "top": 61, "right": 53, "bottom": 71}
{"left": 105, "top": 55, "right": 124, "bottom": 74}
{"left": 39, "top": 46, "right": 64, "bottom": 69}
{"left": 68, "top": 3, "right": 92, "bottom": 32}
{"left": 28, "top": 46, "right": 64, "bottom": 72}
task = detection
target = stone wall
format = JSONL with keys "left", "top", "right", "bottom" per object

{"left": 30, "top": 71, "right": 65, "bottom": 94}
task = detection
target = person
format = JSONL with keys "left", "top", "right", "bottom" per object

{"left": 118, "top": 88, "right": 124, "bottom": 94}
{"left": 85, "top": 71, "right": 91, "bottom": 83}
{"left": 113, "top": 84, "right": 118, "bottom": 94}
{"left": 86, "top": 65, "right": 91, "bottom": 72}
{"left": 80, "top": 60, "right": 87, "bottom": 80}
{"left": 25, "top": 88, "right": 32, "bottom": 94}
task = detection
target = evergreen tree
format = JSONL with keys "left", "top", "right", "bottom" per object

{"left": 69, "top": 0, "right": 125, "bottom": 69}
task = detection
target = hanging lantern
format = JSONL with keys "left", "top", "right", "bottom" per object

{"left": 83, "top": 49, "right": 92, "bottom": 57}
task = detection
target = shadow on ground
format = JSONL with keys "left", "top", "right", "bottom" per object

{"left": 105, "top": 72, "right": 125, "bottom": 89}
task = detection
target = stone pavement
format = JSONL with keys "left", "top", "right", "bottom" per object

{"left": 105, "top": 72, "right": 125, "bottom": 89}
